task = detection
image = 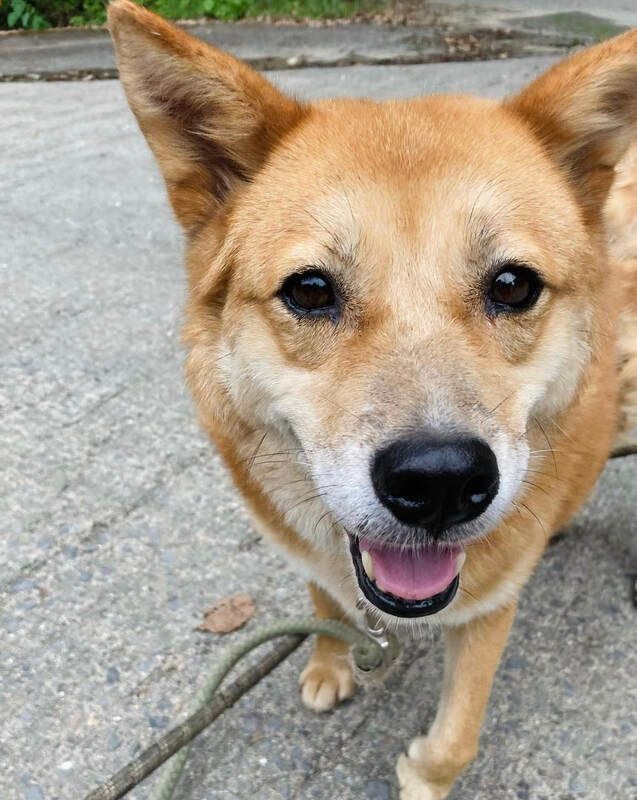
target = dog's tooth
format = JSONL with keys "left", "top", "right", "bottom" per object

{"left": 456, "top": 551, "right": 466, "bottom": 571}
{"left": 361, "top": 550, "right": 375, "bottom": 581}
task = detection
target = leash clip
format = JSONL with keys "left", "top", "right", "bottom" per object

{"left": 352, "top": 597, "right": 400, "bottom": 676}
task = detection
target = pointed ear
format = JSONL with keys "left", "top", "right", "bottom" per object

{"left": 108, "top": 0, "right": 306, "bottom": 233}
{"left": 505, "top": 29, "right": 637, "bottom": 217}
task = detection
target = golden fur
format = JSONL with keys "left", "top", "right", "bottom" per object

{"left": 108, "top": 3, "right": 637, "bottom": 796}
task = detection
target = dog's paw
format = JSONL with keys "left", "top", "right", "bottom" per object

{"left": 397, "top": 753, "right": 452, "bottom": 800}
{"left": 299, "top": 655, "right": 355, "bottom": 713}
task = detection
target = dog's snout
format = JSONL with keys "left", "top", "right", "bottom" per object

{"left": 371, "top": 435, "right": 499, "bottom": 531}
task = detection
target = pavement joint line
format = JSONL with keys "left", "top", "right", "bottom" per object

{"left": 0, "top": 50, "right": 554, "bottom": 83}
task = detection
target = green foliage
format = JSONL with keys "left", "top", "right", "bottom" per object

{"left": 69, "top": 0, "right": 107, "bottom": 25}
{"left": 253, "top": 0, "right": 373, "bottom": 18}
{"left": 1, "top": 0, "right": 106, "bottom": 28}
{"left": 0, "top": 0, "right": 378, "bottom": 29}
{"left": 3, "top": 0, "right": 49, "bottom": 29}
{"left": 148, "top": 0, "right": 251, "bottom": 22}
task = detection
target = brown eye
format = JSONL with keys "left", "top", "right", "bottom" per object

{"left": 487, "top": 265, "right": 542, "bottom": 314}
{"left": 280, "top": 270, "right": 338, "bottom": 318}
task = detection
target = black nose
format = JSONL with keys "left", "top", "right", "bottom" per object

{"left": 371, "top": 435, "right": 499, "bottom": 530}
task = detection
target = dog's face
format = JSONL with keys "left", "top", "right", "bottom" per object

{"left": 204, "top": 99, "right": 598, "bottom": 615}
{"left": 110, "top": 1, "right": 637, "bottom": 618}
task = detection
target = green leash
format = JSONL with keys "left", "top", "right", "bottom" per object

{"left": 83, "top": 445, "right": 636, "bottom": 800}
{"left": 84, "top": 616, "right": 399, "bottom": 800}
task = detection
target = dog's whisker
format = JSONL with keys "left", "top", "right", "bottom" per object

{"left": 486, "top": 390, "right": 515, "bottom": 417}
{"left": 517, "top": 500, "right": 549, "bottom": 543}
{"left": 316, "top": 392, "right": 372, "bottom": 429}
{"left": 238, "top": 448, "right": 308, "bottom": 468}
{"left": 546, "top": 417, "right": 577, "bottom": 443}
{"left": 249, "top": 451, "right": 307, "bottom": 463}
{"left": 528, "top": 447, "right": 593, "bottom": 457}
{"left": 247, "top": 459, "right": 304, "bottom": 471}
{"left": 532, "top": 417, "right": 558, "bottom": 476}
{"left": 261, "top": 475, "right": 315, "bottom": 495}
{"left": 521, "top": 478, "right": 551, "bottom": 498}
{"left": 247, "top": 430, "right": 268, "bottom": 472}
{"left": 524, "top": 467, "right": 555, "bottom": 479}
{"left": 283, "top": 491, "right": 330, "bottom": 516}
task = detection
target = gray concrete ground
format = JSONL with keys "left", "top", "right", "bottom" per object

{"left": 3, "top": 22, "right": 467, "bottom": 78}
{"left": 3, "top": 0, "right": 637, "bottom": 81}
{"left": 1, "top": 53, "right": 636, "bottom": 800}
{"left": 442, "top": 0, "right": 637, "bottom": 28}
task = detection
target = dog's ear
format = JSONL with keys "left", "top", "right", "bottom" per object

{"left": 108, "top": 0, "right": 305, "bottom": 233}
{"left": 506, "top": 29, "right": 637, "bottom": 218}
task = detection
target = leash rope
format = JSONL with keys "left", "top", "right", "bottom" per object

{"left": 83, "top": 444, "right": 634, "bottom": 800}
{"left": 83, "top": 617, "right": 399, "bottom": 800}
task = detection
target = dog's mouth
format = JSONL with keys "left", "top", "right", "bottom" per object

{"left": 349, "top": 536, "right": 463, "bottom": 618}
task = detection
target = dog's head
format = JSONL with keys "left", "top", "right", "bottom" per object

{"left": 110, "top": 1, "right": 637, "bottom": 619}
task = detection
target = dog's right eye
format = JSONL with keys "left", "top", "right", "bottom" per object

{"left": 279, "top": 270, "right": 338, "bottom": 319}
{"left": 486, "top": 264, "right": 543, "bottom": 316}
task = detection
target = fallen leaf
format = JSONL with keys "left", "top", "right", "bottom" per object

{"left": 197, "top": 594, "right": 255, "bottom": 635}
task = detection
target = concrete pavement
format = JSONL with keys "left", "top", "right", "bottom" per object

{"left": 3, "top": 1, "right": 637, "bottom": 81}
{"left": 1, "top": 57, "right": 636, "bottom": 800}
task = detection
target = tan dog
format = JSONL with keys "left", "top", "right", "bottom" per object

{"left": 108, "top": 3, "right": 637, "bottom": 796}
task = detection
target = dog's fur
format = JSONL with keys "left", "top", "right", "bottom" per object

{"left": 108, "top": 3, "right": 637, "bottom": 796}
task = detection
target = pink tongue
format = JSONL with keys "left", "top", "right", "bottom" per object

{"left": 360, "top": 539, "right": 461, "bottom": 601}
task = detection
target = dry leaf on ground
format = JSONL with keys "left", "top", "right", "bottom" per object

{"left": 197, "top": 594, "right": 256, "bottom": 634}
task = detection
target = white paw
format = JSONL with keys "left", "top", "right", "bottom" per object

{"left": 299, "top": 658, "right": 355, "bottom": 712}
{"left": 397, "top": 753, "right": 451, "bottom": 800}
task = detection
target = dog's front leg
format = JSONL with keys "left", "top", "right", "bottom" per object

{"left": 299, "top": 582, "right": 356, "bottom": 712}
{"left": 398, "top": 603, "right": 516, "bottom": 799}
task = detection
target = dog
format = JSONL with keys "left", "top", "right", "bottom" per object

{"left": 107, "top": 3, "right": 637, "bottom": 796}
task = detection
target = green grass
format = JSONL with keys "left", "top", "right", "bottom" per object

{"left": 0, "top": 0, "right": 381, "bottom": 30}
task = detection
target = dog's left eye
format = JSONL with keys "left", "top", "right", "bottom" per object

{"left": 280, "top": 270, "right": 338, "bottom": 318}
{"left": 487, "top": 264, "right": 543, "bottom": 314}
